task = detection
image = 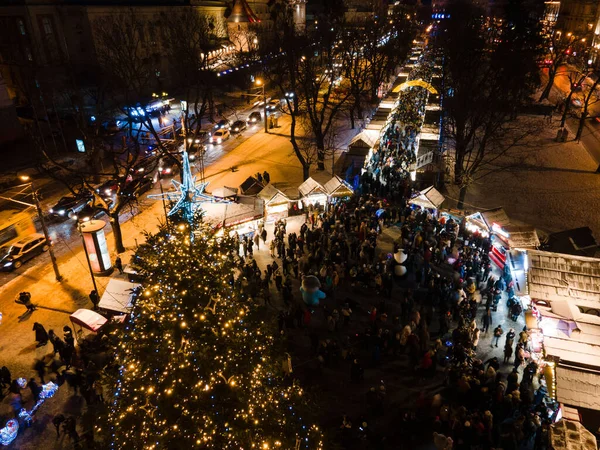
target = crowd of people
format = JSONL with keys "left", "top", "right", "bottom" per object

{"left": 363, "top": 52, "right": 436, "bottom": 200}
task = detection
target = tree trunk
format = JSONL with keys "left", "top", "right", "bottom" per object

{"left": 539, "top": 67, "right": 556, "bottom": 102}
{"left": 316, "top": 134, "right": 325, "bottom": 170}
{"left": 302, "top": 164, "right": 310, "bottom": 181}
{"left": 349, "top": 107, "right": 355, "bottom": 129}
{"left": 560, "top": 91, "right": 573, "bottom": 128}
{"left": 576, "top": 111, "right": 588, "bottom": 141}
{"left": 457, "top": 185, "right": 468, "bottom": 209}
{"left": 109, "top": 212, "right": 126, "bottom": 254}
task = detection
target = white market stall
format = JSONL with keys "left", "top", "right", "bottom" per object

{"left": 323, "top": 175, "right": 354, "bottom": 202}
{"left": 408, "top": 185, "right": 445, "bottom": 213}
{"left": 298, "top": 177, "right": 328, "bottom": 208}
{"left": 70, "top": 308, "right": 107, "bottom": 341}
{"left": 257, "top": 184, "right": 291, "bottom": 222}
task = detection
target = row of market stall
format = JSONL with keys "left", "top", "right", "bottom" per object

{"left": 423, "top": 198, "right": 600, "bottom": 434}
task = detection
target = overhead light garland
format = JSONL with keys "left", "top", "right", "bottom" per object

{"left": 100, "top": 212, "right": 323, "bottom": 449}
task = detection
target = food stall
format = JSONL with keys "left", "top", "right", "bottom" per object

{"left": 408, "top": 185, "right": 445, "bottom": 215}
{"left": 323, "top": 175, "right": 354, "bottom": 204}
{"left": 70, "top": 308, "right": 108, "bottom": 341}
{"left": 257, "top": 184, "right": 291, "bottom": 222}
{"left": 298, "top": 177, "right": 328, "bottom": 209}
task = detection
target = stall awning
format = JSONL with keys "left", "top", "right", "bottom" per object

{"left": 556, "top": 366, "right": 600, "bottom": 412}
{"left": 239, "top": 176, "right": 264, "bottom": 195}
{"left": 257, "top": 184, "right": 290, "bottom": 206}
{"left": 323, "top": 176, "right": 354, "bottom": 197}
{"left": 99, "top": 278, "right": 140, "bottom": 314}
{"left": 298, "top": 177, "right": 327, "bottom": 198}
{"left": 70, "top": 309, "right": 107, "bottom": 332}
{"left": 408, "top": 186, "right": 445, "bottom": 210}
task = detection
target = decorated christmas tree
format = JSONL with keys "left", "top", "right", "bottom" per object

{"left": 102, "top": 215, "right": 323, "bottom": 449}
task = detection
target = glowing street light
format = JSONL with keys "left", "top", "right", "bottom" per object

{"left": 255, "top": 79, "right": 268, "bottom": 134}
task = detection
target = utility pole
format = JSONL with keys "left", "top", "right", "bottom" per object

{"left": 256, "top": 79, "right": 268, "bottom": 134}
{"left": 33, "top": 188, "right": 62, "bottom": 281}
{"left": 0, "top": 182, "right": 62, "bottom": 281}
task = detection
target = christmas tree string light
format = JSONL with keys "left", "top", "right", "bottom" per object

{"left": 100, "top": 211, "right": 323, "bottom": 449}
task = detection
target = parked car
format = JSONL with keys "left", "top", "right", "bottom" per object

{"left": 213, "top": 119, "right": 230, "bottom": 130}
{"left": 247, "top": 111, "right": 262, "bottom": 124}
{"left": 120, "top": 176, "right": 155, "bottom": 198}
{"left": 49, "top": 192, "right": 92, "bottom": 219}
{"left": 231, "top": 120, "right": 247, "bottom": 134}
{"left": 0, "top": 234, "right": 50, "bottom": 271}
{"left": 130, "top": 156, "right": 159, "bottom": 178}
{"left": 210, "top": 129, "right": 230, "bottom": 144}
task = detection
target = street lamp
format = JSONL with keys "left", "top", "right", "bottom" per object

{"left": 255, "top": 79, "right": 268, "bottom": 134}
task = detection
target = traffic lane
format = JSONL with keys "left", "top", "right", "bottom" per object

{"left": 0, "top": 178, "right": 171, "bottom": 287}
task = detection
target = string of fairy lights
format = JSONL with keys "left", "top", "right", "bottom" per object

{"left": 101, "top": 218, "right": 323, "bottom": 449}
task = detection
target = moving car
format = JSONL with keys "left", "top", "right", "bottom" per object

{"left": 120, "top": 176, "right": 155, "bottom": 198}
{"left": 157, "top": 158, "right": 179, "bottom": 179}
{"left": 72, "top": 201, "right": 112, "bottom": 224}
{"left": 231, "top": 120, "right": 247, "bottom": 134}
{"left": 210, "top": 129, "right": 230, "bottom": 144}
{"left": 0, "top": 234, "right": 50, "bottom": 271}
{"left": 49, "top": 192, "right": 92, "bottom": 219}
{"left": 247, "top": 111, "right": 262, "bottom": 124}
{"left": 213, "top": 119, "right": 230, "bottom": 130}
{"left": 267, "top": 99, "right": 280, "bottom": 111}
{"left": 95, "top": 179, "right": 119, "bottom": 198}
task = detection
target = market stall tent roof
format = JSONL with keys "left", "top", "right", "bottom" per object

{"left": 480, "top": 207, "right": 511, "bottom": 228}
{"left": 212, "top": 186, "right": 238, "bottom": 198}
{"left": 298, "top": 177, "right": 327, "bottom": 198}
{"left": 549, "top": 419, "right": 597, "bottom": 449}
{"left": 257, "top": 184, "right": 290, "bottom": 206}
{"left": 239, "top": 176, "right": 264, "bottom": 195}
{"left": 408, "top": 186, "right": 445, "bottom": 210}
{"left": 526, "top": 250, "right": 600, "bottom": 309}
{"left": 504, "top": 225, "right": 540, "bottom": 249}
{"left": 99, "top": 277, "right": 140, "bottom": 314}
{"left": 323, "top": 176, "right": 354, "bottom": 197}
{"left": 349, "top": 130, "right": 379, "bottom": 149}
{"left": 70, "top": 309, "right": 107, "bottom": 332}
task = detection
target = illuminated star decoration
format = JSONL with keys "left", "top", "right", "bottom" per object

{"left": 148, "top": 151, "right": 226, "bottom": 223}
{"left": 140, "top": 398, "right": 157, "bottom": 418}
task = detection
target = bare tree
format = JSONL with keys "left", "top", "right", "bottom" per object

{"left": 539, "top": 30, "right": 580, "bottom": 102}
{"left": 297, "top": 34, "right": 352, "bottom": 170}
{"left": 442, "top": 0, "right": 541, "bottom": 208}
{"left": 574, "top": 70, "right": 600, "bottom": 141}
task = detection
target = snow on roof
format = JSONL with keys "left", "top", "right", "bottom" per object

{"left": 349, "top": 130, "right": 379, "bottom": 149}
{"left": 366, "top": 120, "right": 386, "bottom": 131}
{"left": 556, "top": 366, "right": 600, "bottom": 412}
{"left": 323, "top": 176, "right": 354, "bottom": 197}
{"left": 212, "top": 186, "right": 238, "bottom": 198}
{"left": 257, "top": 184, "right": 289, "bottom": 205}
{"left": 504, "top": 225, "right": 539, "bottom": 249}
{"left": 543, "top": 335, "right": 600, "bottom": 367}
{"left": 99, "top": 278, "right": 139, "bottom": 314}
{"left": 408, "top": 185, "right": 445, "bottom": 210}
{"left": 481, "top": 207, "right": 511, "bottom": 228}
{"left": 70, "top": 309, "right": 107, "bottom": 332}
{"left": 550, "top": 418, "right": 598, "bottom": 448}
{"left": 298, "top": 177, "right": 326, "bottom": 197}
{"left": 526, "top": 249, "right": 600, "bottom": 307}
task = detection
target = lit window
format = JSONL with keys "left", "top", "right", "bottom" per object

{"left": 42, "top": 17, "right": 53, "bottom": 35}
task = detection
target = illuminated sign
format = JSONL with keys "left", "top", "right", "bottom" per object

{"left": 76, "top": 139, "right": 86, "bottom": 153}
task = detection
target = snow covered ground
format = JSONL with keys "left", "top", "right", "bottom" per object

{"left": 444, "top": 115, "right": 600, "bottom": 239}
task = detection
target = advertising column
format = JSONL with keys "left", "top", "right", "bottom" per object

{"left": 80, "top": 220, "right": 113, "bottom": 275}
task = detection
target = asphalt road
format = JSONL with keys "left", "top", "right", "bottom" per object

{"left": 0, "top": 101, "right": 274, "bottom": 288}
